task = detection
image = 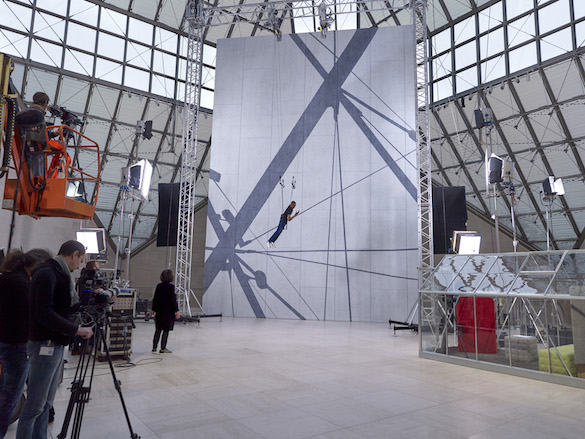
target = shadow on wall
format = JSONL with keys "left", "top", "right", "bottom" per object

{"left": 204, "top": 27, "right": 419, "bottom": 323}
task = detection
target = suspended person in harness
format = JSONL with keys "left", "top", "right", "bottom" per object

{"left": 267, "top": 201, "right": 299, "bottom": 248}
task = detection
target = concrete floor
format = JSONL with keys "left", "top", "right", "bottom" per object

{"left": 5, "top": 317, "right": 585, "bottom": 438}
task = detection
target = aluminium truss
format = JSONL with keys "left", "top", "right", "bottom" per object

{"left": 175, "top": 0, "right": 431, "bottom": 317}
{"left": 175, "top": 1, "right": 205, "bottom": 316}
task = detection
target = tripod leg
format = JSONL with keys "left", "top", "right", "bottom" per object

{"left": 57, "top": 339, "right": 94, "bottom": 439}
{"left": 97, "top": 325, "right": 140, "bottom": 439}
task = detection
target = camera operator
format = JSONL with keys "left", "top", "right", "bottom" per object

{"left": 76, "top": 261, "right": 101, "bottom": 306}
{"left": 25, "top": 92, "right": 50, "bottom": 145}
{"left": 70, "top": 261, "right": 102, "bottom": 355}
{"left": 24, "top": 92, "right": 60, "bottom": 146}
{"left": 16, "top": 241, "right": 93, "bottom": 439}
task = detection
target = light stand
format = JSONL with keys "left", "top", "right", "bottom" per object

{"left": 114, "top": 160, "right": 152, "bottom": 285}
{"left": 125, "top": 191, "right": 137, "bottom": 283}
{"left": 476, "top": 108, "right": 501, "bottom": 253}
{"left": 113, "top": 187, "right": 141, "bottom": 286}
{"left": 510, "top": 196, "right": 518, "bottom": 252}
{"left": 113, "top": 188, "right": 127, "bottom": 285}
{"left": 541, "top": 176, "right": 565, "bottom": 251}
{"left": 543, "top": 195, "right": 554, "bottom": 251}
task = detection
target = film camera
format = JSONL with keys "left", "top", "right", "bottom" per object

{"left": 78, "top": 269, "right": 118, "bottom": 308}
{"left": 48, "top": 105, "right": 83, "bottom": 142}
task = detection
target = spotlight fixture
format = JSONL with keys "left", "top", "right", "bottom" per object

{"left": 500, "top": 83, "right": 505, "bottom": 90}
{"left": 474, "top": 107, "right": 493, "bottom": 129}
{"left": 135, "top": 120, "right": 153, "bottom": 140}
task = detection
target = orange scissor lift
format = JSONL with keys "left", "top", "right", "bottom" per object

{"left": 1, "top": 54, "right": 100, "bottom": 220}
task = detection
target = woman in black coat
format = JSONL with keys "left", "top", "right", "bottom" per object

{"left": 152, "top": 269, "right": 180, "bottom": 354}
{"left": 0, "top": 248, "right": 52, "bottom": 436}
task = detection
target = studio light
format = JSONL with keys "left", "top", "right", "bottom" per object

{"left": 136, "top": 120, "right": 153, "bottom": 139}
{"left": 76, "top": 229, "right": 106, "bottom": 257}
{"left": 474, "top": 107, "right": 493, "bottom": 129}
{"left": 542, "top": 176, "right": 565, "bottom": 196}
{"left": 452, "top": 231, "right": 482, "bottom": 255}
{"left": 122, "top": 159, "right": 153, "bottom": 200}
{"left": 133, "top": 159, "right": 153, "bottom": 200}
{"left": 66, "top": 180, "right": 85, "bottom": 199}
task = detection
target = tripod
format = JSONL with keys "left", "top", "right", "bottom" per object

{"left": 57, "top": 309, "right": 139, "bottom": 439}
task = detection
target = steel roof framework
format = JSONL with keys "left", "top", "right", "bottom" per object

{"left": 1, "top": 0, "right": 584, "bottom": 267}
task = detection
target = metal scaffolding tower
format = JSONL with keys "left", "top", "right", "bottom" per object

{"left": 414, "top": 0, "right": 433, "bottom": 285}
{"left": 175, "top": 0, "right": 205, "bottom": 316}
{"left": 175, "top": 0, "right": 431, "bottom": 317}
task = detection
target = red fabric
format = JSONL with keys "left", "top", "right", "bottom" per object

{"left": 456, "top": 297, "right": 497, "bottom": 354}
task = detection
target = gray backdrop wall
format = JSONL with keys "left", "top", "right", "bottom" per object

{"left": 203, "top": 26, "right": 418, "bottom": 323}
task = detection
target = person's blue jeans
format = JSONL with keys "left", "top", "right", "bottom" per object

{"left": 0, "top": 341, "right": 29, "bottom": 437}
{"left": 16, "top": 342, "right": 63, "bottom": 439}
{"left": 268, "top": 218, "right": 286, "bottom": 243}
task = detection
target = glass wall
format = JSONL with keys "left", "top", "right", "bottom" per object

{"left": 429, "top": 0, "right": 582, "bottom": 103}
{"left": 421, "top": 250, "right": 585, "bottom": 384}
{"left": 0, "top": 0, "right": 216, "bottom": 108}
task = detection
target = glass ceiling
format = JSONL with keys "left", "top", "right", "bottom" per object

{"left": 0, "top": 0, "right": 584, "bottom": 254}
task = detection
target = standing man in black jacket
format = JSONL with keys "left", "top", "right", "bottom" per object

{"left": 16, "top": 241, "right": 93, "bottom": 439}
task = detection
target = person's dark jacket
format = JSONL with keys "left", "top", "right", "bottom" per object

{"left": 152, "top": 281, "right": 178, "bottom": 331}
{"left": 0, "top": 268, "right": 30, "bottom": 344}
{"left": 29, "top": 259, "right": 79, "bottom": 346}
{"left": 280, "top": 205, "right": 294, "bottom": 223}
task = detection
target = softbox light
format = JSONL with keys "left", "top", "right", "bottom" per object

{"left": 542, "top": 176, "right": 565, "bottom": 196}
{"left": 76, "top": 229, "right": 106, "bottom": 256}
{"left": 125, "top": 159, "right": 153, "bottom": 200}
{"left": 452, "top": 231, "right": 481, "bottom": 255}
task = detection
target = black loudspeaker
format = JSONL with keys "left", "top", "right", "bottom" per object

{"left": 474, "top": 109, "right": 485, "bottom": 129}
{"left": 488, "top": 156, "right": 503, "bottom": 184}
{"left": 143, "top": 120, "right": 153, "bottom": 140}
{"left": 157, "top": 183, "right": 180, "bottom": 246}
{"left": 432, "top": 186, "right": 467, "bottom": 254}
